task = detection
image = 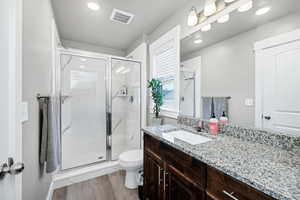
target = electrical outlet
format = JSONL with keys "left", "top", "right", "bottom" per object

{"left": 245, "top": 98, "right": 254, "bottom": 107}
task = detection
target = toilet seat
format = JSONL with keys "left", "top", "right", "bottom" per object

{"left": 119, "top": 149, "right": 143, "bottom": 168}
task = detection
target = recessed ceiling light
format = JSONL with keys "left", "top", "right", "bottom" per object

{"left": 238, "top": 1, "right": 253, "bottom": 12}
{"left": 255, "top": 7, "right": 270, "bottom": 16}
{"left": 87, "top": 2, "right": 100, "bottom": 11}
{"left": 81, "top": 58, "right": 87, "bottom": 62}
{"left": 194, "top": 39, "right": 203, "bottom": 44}
{"left": 217, "top": 14, "right": 230, "bottom": 23}
{"left": 201, "top": 24, "right": 211, "bottom": 32}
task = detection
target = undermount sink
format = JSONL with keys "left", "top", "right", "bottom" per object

{"left": 162, "top": 130, "right": 212, "bottom": 145}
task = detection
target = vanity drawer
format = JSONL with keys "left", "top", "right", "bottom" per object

{"left": 160, "top": 142, "right": 206, "bottom": 189}
{"left": 206, "top": 166, "right": 274, "bottom": 200}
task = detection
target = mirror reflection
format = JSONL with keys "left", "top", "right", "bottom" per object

{"left": 180, "top": 0, "right": 300, "bottom": 134}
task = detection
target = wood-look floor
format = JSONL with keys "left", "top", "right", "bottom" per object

{"left": 52, "top": 171, "right": 139, "bottom": 200}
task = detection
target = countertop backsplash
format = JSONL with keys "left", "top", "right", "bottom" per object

{"left": 177, "top": 115, "right": 300, "bottom": 152}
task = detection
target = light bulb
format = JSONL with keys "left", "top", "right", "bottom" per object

{"left": 255, "top": 7, "right": 270, "bottom": 16}
{"left": 217, "top": 14, "right": 230, "bottom": 23}
{"left": 204, "top": 0, "right": 217, "bottom": 16}
{"left": 201, "top": 24, "right": 211, "bottom": 32}
{"left": 187, "top": 7, "right": 198, "bottom": 26}
{"left": 238, "top": 1, "right": 253, "bottom": 12}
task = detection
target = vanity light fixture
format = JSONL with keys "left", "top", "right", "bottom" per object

{"left": 188, "top": 7, "right": 198, "bottom": 26}
{"left": 255, "top": 7, "right": 270, "bottom": 16}
{"left": 187, "top": 0, "right": 253, "bottom": 32}
{"left": 238, "top": 0, "right": 253, "bottom": 12}
{"left": 204, "top": 0, "right": 217, "bottom": 17}
{"left": 87, "top": 1, "right": 100, "bottom": 11}
{"left": 201, "top": 24, "right": 212, "bottom": 32}
{"left": 194, "top": 39, "right": 203, "bottom": 44}
{"left": 217, "top": 14, "right": 230, "bottom": 23}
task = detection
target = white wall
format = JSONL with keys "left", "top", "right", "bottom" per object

{"left": 62, "top": 39, "right": 125, "bottom": 57}
{"left": 148, "top": 0, "right": 203, "bottom": 44}
{"left": 22, "top": 0, "right": 56, "bottom": 199}
{"left": 182, "top": 13, "right": 300, "bottom": 126}
{"left": 126, "top": 43, "right": 148, "bottom": 128}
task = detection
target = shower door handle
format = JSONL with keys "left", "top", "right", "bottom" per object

{"left": 106, "top": 112, "right": 112, "bottom": 148}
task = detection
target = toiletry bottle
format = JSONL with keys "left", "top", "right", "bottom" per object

{"left": 219, "top": 111, "right": 228, "bottom": 124}
{"left": 209, "top": 97, "right": 219, "bottom": 135}
{"left": 209, "top": 113, "right": 219, "bottom": 135}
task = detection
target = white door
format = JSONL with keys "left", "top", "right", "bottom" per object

{"left": 0, "top": 0, "right": 23, "bottom": 199}
{"left": 256, "top": 38, "right": 300, "bottom": 136}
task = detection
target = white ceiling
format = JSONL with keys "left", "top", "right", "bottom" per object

{"left": 181, "top": 0, "right": 300, "bottom": 57}
{"left": 52, "top": 0, "right": 188, "bottom": 51}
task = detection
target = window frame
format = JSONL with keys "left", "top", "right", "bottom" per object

{"left": 149, "top": 26, "right": 181, "bottom": 119}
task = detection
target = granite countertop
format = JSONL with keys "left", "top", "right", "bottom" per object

{"left": 142, "top": 125, "right": 300, "bottom": 200}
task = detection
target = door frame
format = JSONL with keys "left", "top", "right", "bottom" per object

{"left": 254, "top": 29, "right": 300, "bottom": 129}
{"left": 4, "top": 0, "right": 23, "bottom": 199}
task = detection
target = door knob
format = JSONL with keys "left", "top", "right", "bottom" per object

{"left": 264, "top": 116, "right": 271, "bottom": 120}
{"left": 9, "top": 162, "right": 25, "bottom": 175}
{"left": 0, "top": 158, "right": 25, "bottom": 180}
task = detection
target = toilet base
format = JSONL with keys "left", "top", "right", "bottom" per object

{"left": 125, "top": 170, "right": 138, "bottom": 189}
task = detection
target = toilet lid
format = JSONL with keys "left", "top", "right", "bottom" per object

{"left": 119, "top": 149, "right": 143, "bottom": 163}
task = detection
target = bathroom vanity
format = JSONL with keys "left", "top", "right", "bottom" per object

{"left": 142, "top": 125, "right": 300, "bottom": 200}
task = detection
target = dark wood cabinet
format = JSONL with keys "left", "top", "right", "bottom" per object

{"left": 206, "top": 166, "right": 274, "bottom": 200}
{"left": 165, "top": 165, "right": 205, "bottom": 200}
{"left": 144, "top": 134, "right": 205, "bottom": 200}
{"left": 143, "top": 133, "right": 274, "bottom": 200}
{"left": 144, "top": 151, "right": 164, "bottom": 200}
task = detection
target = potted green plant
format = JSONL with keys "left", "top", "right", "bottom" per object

{"left": 148, "top": 79, "right": 163, "bottom": 118}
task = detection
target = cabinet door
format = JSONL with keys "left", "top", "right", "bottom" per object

{"left": 165, "top": 165, "right": 205, "bottom": 200}
{"left": 144, "top": 151, "right": 164, "bottom": 200}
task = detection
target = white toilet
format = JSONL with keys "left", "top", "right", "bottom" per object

{"left": 119, "top": 149, "right": 143, "bottom": 189}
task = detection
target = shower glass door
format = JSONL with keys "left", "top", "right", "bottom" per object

{"left": 61, "top": 54, "right": 108, "bottom": 169}
{"left": 111, "top": 58, "right": 141, "bottom": 160}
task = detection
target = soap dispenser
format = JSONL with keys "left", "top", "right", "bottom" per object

{"left": 208, "top": 98, "right": 219, "bottom": 135}
{"left": 220, "top": 111, "right": 228, "bottom": 124}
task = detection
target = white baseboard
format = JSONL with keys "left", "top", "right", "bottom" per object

{"left": 52, "top": 161, "right": 121, "bottom": 190}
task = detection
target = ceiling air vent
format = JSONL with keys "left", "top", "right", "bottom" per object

{"left": 110, "top": 9, "right": 135, "bottom": 25}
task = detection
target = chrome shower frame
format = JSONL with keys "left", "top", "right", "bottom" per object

{"left": 56, "top": 48, "right": 142, "bottom": 171}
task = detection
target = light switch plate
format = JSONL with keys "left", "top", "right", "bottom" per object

{"left": 245, "top": 98, "right": 254, "bottom": 107}
{"left": 21, "top": 102, "right": 29, "bottom": 122}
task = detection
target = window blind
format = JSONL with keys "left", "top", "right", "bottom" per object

{"left": 153, "top": 39, "right": 176, "bottom": 80}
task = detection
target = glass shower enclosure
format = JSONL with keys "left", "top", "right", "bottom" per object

{"left": 60, "top": 51, "right": 141, "bottom": 170}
